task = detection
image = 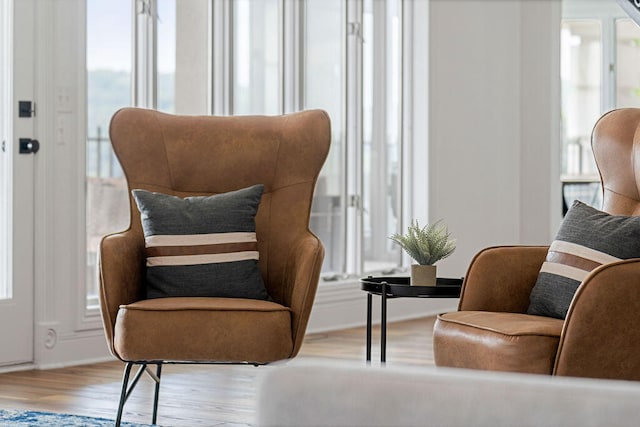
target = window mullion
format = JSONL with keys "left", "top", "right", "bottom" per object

{"left": 151, "top": 0, "right": 157, "bottom": 108}
{"left": 344, "top": 0, "right": 363, "bottom": 275}
{"left": 132, "top": 0, "right": 157, "bottom": 108}
{"left": 602, "top": 17, "right": 615, "bottom": 112}
{"left": 368, "top": 0, "right": 388, "bottom": 267}
{"left": 211, "top": 0, "right": 231, "bottom": 115}
{"left": 283, "top": 0, "right": 302, "bottom": 113}
{"left": 401, "top": 0, "right": 413, "bottom": 259}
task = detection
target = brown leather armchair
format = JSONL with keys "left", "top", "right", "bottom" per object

{"left": 99, "top": 108, "right": 330, "bottom": 426}
{"left": 433, "top": 108, "right": 640, "bottom": 381}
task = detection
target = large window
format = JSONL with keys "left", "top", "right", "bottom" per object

{"left": 86, "top": 0, "right": 131, "bottom": 308}
{"left": 85, "top": 0, "right": 192, "bottom": 309}
{"left": 561, "top": 20, "right": 601, "bottom": 179}
{"left": 561, "top": 2, "right": 640, "bottom": 212}
{"left": 85, "top": 0, "right": 417, "bottom": 309}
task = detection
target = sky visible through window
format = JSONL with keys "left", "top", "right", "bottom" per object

{"left": 86, "top": 1, "right": 175, "bottom": 74}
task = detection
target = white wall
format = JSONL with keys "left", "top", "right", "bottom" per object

{"left": 428, "top": 0, "right": 562, "bottom": 279}
{"left": 520, "top": 1, "right": 563, "bottom": 245}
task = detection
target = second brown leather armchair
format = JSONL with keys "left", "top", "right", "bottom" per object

{"left": 433, "top": 108, "right": 640, "bottom": 381}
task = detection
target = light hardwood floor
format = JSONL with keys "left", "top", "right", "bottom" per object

{"left": 0, "top": 316, "right": 437, "bottom": 426}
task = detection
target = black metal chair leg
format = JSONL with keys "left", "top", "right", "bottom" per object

{"left": 116, "top": 362, "right": 134, "bottom": 427}
{"left": 116, "top": 362, "right": 152, "bottom": 426}
{"left": 152, "top": 363, "right": 162, "bottom": 425}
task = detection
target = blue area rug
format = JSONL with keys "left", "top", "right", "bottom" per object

{"left": 0, "top": 409, "right": 152, "bottom": 426}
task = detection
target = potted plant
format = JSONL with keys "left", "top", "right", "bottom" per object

{"left": 389, "top": 219, "right": 456, "bottom": 286}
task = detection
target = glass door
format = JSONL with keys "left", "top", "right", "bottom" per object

{"left": 0, "top": 0, "right": 35, "bottom": 366}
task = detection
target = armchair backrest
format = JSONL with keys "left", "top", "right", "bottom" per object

{"left": 592, "top": 108, "right": 640, "bottom": 216}
{"left": 108, "top": 108, "right": 331, "bottom": 304}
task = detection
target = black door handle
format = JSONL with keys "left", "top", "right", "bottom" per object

{"left": 19, "top": 138, "right": 39, "bottom": 154}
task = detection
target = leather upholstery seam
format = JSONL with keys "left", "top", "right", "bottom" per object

{"left": 441, "top": 320, "right": 561, "bottom": 338}
{"left": 602, "top": 185, "right": 640, "bottom": 202}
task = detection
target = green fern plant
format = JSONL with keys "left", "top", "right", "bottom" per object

{"left": 389, "top": 219, "right": 456, "bottom": 265}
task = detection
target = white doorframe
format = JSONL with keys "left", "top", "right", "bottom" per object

{"left": 0, "top": 0, "right": 36, "bottom": 367}
{"left": 0, "top": 2, "right": 10, "bottom": 300}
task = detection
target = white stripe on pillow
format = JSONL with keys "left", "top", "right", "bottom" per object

{"left": 549, "top": 240, "right": 620, "bottom": 265}
{"left": 145, "top": 232, "right": 257, "bottom": 247}
{"left": 539, "top": 261, "right": 590, "bottom": 282}
{"left": 146, "top": 251, "right": 260, "bottom": 267}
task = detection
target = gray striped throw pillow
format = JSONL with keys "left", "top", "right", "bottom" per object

{"left": 527, "top": 201, "right": 640, "bottom": 319}
{"left": 132, "top": 184, "right": 270, "bottom": 300}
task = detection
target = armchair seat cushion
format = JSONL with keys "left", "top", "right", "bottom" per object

{"left": 114, "top": 297, "right": 293, "bottom": 363}
{"left": 434, "top": 311, "right": 563, "bottom": 374}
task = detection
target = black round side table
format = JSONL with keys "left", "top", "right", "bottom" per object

{"left": 360, "top": 276, "right": 463, "bottom": 363}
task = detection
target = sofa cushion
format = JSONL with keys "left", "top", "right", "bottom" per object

{"left": 528, "top": 201, "right": 640, "bottom": 319}
{"left": 257, "top": 361, "right": 640, "bottom": 427}
{"left": 132, "top": 184, "right": 270, "bottom": 300}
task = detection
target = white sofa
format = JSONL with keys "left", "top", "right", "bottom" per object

{"left": 257, "top": 360, "right": 640, "bottom": 427}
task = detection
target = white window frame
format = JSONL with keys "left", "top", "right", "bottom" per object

{"left": 133, "top": 0, "right": 157, "bottom": 108}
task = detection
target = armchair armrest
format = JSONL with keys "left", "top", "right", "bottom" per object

{"left": 554, "top": 259, "right": 640, "bottom": 380}
{"left": 459, "top": 246, "right": 548, "bottom": 313}
{"left": 98, "top": 229, "right": 145, "bottom": 356}
{"left": 283, "top": 234, "right": 325, "bottom": 358}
